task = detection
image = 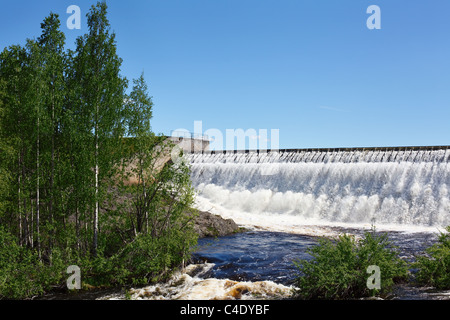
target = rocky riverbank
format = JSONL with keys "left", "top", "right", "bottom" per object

{"left": 192, "top": 209, "right": 244, "bottom": 238}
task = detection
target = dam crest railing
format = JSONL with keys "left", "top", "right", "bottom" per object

{"left": 187, "top": 145, "right": 450, "bottom": 163}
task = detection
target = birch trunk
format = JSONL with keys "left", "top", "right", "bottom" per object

{"left": 93, "top": 104, "right": 99, "bottom": 256}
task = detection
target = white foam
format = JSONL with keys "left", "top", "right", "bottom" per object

{"left": 99, "top": 263, "right": 293, "bottom": 300}
{"left": 189, "top": 159, "right": 450, "bottom": 235}
{"left": 194, "top": 195, "right": 443, "bottom": 238}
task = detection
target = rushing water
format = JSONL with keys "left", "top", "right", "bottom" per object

{"left": 96, "top": 228, "right": 441, "bottom": 300}
{"left": 98, "top": 148, "right": 450, "bottom": 300}
{"left": 191, "top": 227, "right": 439, "bottom": 283}
{"left": 179, "top": 148, "right": 450, "bottom": 300}
{"left": 188, "top": 149, "right": 450, "bottom": 230}
{"left": 193, "top": 231, "right": 317, "bottom": 285}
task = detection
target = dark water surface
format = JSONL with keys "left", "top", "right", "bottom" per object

{"left": 37, "top": 228, "right": 445, "bottom": 300}
{"left": 193, "top": 231, "right": 317, "bottom": 285}
{"left": 192, "top": 228, "right": 440, "bottom": 287}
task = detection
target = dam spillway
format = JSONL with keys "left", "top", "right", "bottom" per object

{"left": 187, "top": 146, "right": 450, "bottom": 229}
{"left": 188, "top": 146, "right": 450, "bottom": 164}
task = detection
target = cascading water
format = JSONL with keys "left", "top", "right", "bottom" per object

{"left": 99, "top": 147, "right": 450, "bottom": 301}
{"left": 188, "top": 148, "right": 450, "bottom": 231}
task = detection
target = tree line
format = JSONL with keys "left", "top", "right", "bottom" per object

{"left": 0, "top": 2, "right": 196, "bottom": 298}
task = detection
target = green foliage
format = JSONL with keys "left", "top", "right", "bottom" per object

{"left": 413, "top": 226, "right": 450, "bottom": 289}
{"left": 0, "top": 227, "right": 66, "bottom": 299}
{"left": 293, "top": 230, "right": 408, "bottom": 299}
{"left": 114, "top": 229, "right": 196, "bottom": 286}
{"left": 0, "top": 2, "right": 197, "bottom": 299}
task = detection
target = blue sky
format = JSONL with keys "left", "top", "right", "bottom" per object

{"left": 1, "top": 0, "right": 450, "bottom": 149}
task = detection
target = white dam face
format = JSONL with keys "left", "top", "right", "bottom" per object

{"left": 188, "top": 149, "right": 450, "bottom": 234}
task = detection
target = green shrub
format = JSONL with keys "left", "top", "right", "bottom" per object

{"left": 73, "top": 222, "right": 197, "bottom": 289}
{"left": 293, "top": 230, "right": 408, "bottom": 300}
{"left": 414, "top": 226, "right": 450, "bottom": 289}
{"left": 112, "top": 227, "right": 197, "bottom": 286}
{"left": 0, "top": 227, "right": 66, "bottom": 299}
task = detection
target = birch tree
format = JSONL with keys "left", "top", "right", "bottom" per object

{"left": 72, "top": 2, "right": 127, "bottom": 255}
{"left": 0, "top": 45, "right": 36, "bottom": 246}
{"left": 35, "top": 13, "right": 66, "bottom": 256}
{"left": 125, "top": 73, "right": 154, "bottom": 235}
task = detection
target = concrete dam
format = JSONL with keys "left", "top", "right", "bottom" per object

{"left": 186, "top": 145, "right": 450, "bottom": 230}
